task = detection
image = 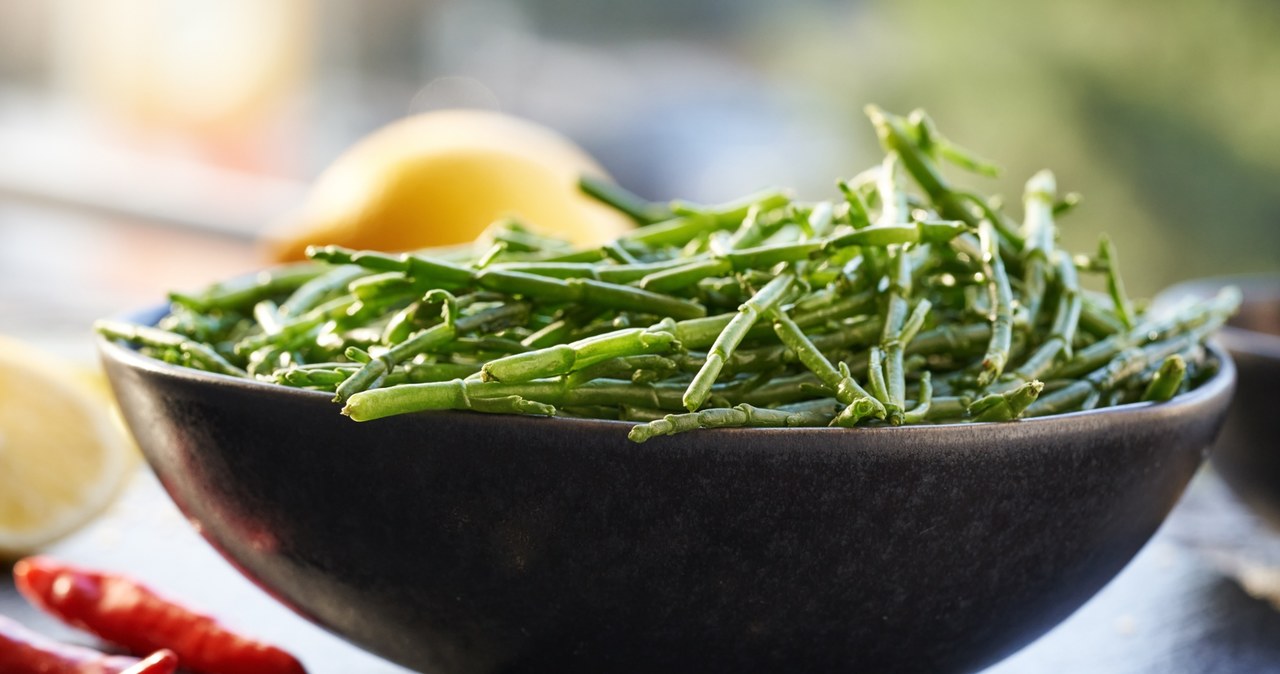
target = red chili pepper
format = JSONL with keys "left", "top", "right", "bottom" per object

{"left": 0, "top": 613, "right": 176, "bottom": 674}
{"left": 13, "top": 557, "right": 306, "bottom": 674}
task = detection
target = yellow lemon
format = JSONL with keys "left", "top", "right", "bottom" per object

{"left": 263, "top": 109, "right": 634, "bottom": 261}
{"left": 0, "top": 336, "right": 136, "bottom": 558}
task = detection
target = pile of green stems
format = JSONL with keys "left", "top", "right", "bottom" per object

{"left": 96, "top": 106, "right": 1238, "bottom": 443}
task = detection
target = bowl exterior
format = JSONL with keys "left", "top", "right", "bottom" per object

{"left": 99, "top": 326, "right": 1234, "bottom": 674}
{"left": 1215, "top": 340, "right": 1280, "bottom": 524}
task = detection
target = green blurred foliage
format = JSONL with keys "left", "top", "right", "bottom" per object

{"left": 743, "top": 0, "right": 1280, "bottom": 296}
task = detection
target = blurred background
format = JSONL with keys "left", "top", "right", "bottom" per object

{"left": 2, "top": 5, "right": 1279, "bottom": 670}
{"left": 2, "top": 0, "right": 1278, "bottom": 354}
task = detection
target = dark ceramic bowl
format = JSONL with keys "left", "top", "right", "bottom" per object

{"left": 1156, "top": 274, "right": 1280, "bottom": 526}
{"left": 98, "top": 305, "right": 1235, "bottom": 674}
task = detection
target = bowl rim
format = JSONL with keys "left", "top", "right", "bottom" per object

{"left": 97, "top": 302, "right": 1237, "bottom": 438}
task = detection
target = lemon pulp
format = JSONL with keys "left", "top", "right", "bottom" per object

{"left": 0, "top": 336, "right": 135, "bottom": 558}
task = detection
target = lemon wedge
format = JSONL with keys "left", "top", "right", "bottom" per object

{"left": 0, "top": 335, "right": 136, "bottom": 558}
{"left": 263, "top": 109, "right": 634, "bottom": 261}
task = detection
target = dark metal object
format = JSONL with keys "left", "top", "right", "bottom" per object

{"left": 98, "top": 305, "right": 1235, "bottom": 674}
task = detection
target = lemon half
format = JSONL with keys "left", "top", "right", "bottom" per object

{"left": 264, "top": 109, "right": 634, "bottom": 261}
{"left": 0, "top": 336, "right": 136, "bottom": 558}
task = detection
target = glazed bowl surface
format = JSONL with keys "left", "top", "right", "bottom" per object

{"left": 99, "top": 305, "right": 1235, "bottom": 674}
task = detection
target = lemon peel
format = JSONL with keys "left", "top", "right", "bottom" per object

{"left": 264, "top": 109, "right": 633, "bottom": 261}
